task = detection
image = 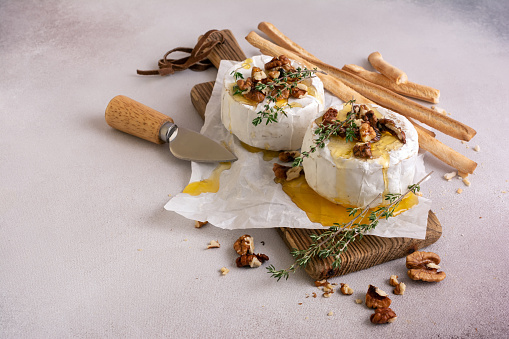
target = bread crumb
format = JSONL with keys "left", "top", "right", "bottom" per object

{"left": 456, "top": 188, "right": 463, "bottom": 194}
{"left": 220, "top": 267, "right": 229, "bottom": 275}
{"left": 327, "top": 311, "right": 334, "bottom": 316}
{"left": 137, "top": 249, "right": 142, "bottom": 251}
{"left": 444, "top": 172, "right": 456, "bottom": 181}
{"left": 502, "top": 191, "right": 507, "bottom": 194}
{"left": 183, "top": 239, "right": 188, "bottom": 242}
{"left": 462, "top": 178, "right": 471, "bottom": 187}
{"left": 473, "top": 145, "right": 481, "bottom": 152}
{"left": 461, "top": 140, "right": 467, "bottom": 144}
{"left": 355, "top": 299, "right": 363, "bottom": 304}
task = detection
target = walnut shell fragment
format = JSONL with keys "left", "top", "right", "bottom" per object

{"left": 366, "top": 285, "right": 391, "bottom": 309}
{"left": 406, "top": 251, "right": 446, "bottom": 282}
{"left": 370, "top": 307, "right": 397, "bottom": 324}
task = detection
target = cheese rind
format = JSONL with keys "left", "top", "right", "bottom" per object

{"left": 302, "top": 105, "right": 419, "bottom": 207}
{"left": 221, "top": 55, "right": 325, "bottom": 151}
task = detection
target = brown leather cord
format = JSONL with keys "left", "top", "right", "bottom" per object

{"left": 137, "top": 29, "right": 225, "bottom": 76}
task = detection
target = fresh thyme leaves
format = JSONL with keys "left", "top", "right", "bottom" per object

{"left": 251, "top": 67, "right": 319, "bottom": 126}
{"left": 267, "top": 172, "right": 433, "bottom": 281}
{"left": 293, "top": 99, "right": 357, "bottom": 167}
{"left": 230, "top": 69, "right": 244, "bottom": 81}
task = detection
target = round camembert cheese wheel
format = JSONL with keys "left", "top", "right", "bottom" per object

{"left": 221, "top": 55, "right": 325, "bottom": 151}
{"left": 301, "top": 104, "right": 419, "bottom": 207}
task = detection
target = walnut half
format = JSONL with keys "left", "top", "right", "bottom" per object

{"left": 406, "top": 251, "right": 446, "bottom": 282}
{"left": 370, "top": 307, "right": 397, "bottom": 324}
{"left": 366, "top": 285, "right": 391, "bottom": 309}
{"left": 233, "top": 235, "right": 254, "bottom": 255}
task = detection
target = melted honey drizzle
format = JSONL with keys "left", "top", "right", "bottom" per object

{"left": 277, "top": 176, "right": 419, "bottom": 226}
{"left": 240, "top": 142, "right": 280, "bottom": 161}
{"left": 183, "top": 162, "right": 232, "bottom": 196}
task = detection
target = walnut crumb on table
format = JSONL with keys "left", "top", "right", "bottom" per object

{"left": 207, "top": 240, "right": 220, "bottom": 249}
{"left": 220, "top": 267, "right": 229, "bottom": 275}
{"left": 194, "top": 220, "right": 208, "bottom": 228}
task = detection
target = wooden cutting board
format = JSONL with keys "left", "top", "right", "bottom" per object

{"left": 191, "top": 30, "right": 442, "bottom": 280}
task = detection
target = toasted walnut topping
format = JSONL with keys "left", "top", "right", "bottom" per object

{"left": 273, "top": 163, "right": 302, "bottom": 181}
{"left": 290, "top": 85, "right": 307, "bottom": 99}
{"left": 340, "top": 283, "right": 354, "bottom": 295}
{"left": 267, "top": 70, "right": 280, "bottom": 79}
{"left": 322, "top": 107, "right": 339, "bottom": 126}
{"left": 389, "top": 275, "right": 399, "bottom": 287}
{"left": 279, "top": 151, "right": 301, "bottom": 163}
{"left": 406, "top": 251, "right": 446, "bottom": 282}
{"left": 264, "top": 55, "right": 294, "bottom": 72}
{"left": 360, "top": 122, "right": 377, "bottom": 143}
{"left": 244, "top": 88, "right": 266, "bottom": 103}
{"left": 194, "top": 220, "right": 208, "bottom": 228}
{"left": 370, "top": 307, "right": 397, "bottom": 324}
{"left": 236, "top": 253, "right": 269, "bottom": 268}
{"left": 220, "top": 267, "right": 229, "bottom": 275}
{"left": 353, "top": 142, "right": 372, "bottom": 159}
{"left": 207, "top": 240, "right": 220, "bottom": 249}
{"left": 366, "top": 285, "right": 392, "bottom": 309}
{"left": 394, "top": 282, "right": 406, "bottom": 295}
{"left": 378, "top": 118, "right": 406, "bottom": 144}
{"left": 251, "top": 67, "right": 267, "bottom": 81}
{"left": 233, "top": 235, "right": 254, "bottom": 255}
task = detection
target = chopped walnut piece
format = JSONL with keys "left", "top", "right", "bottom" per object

{"left": 443, "top": 172, "right": 457, "bottom": 181}
{"left": 366, "top": 285, "right": 392, "bottom": 309}
{"left": 290, "top": 83, "right": 308, "bottom": 99}
{"left": 327, "top": 311, "right": 334, "bottom": 316}
{"left": 355, "top": 299, "right": 363, "bottom": 304}
{"left": 359, "top": 123, "right": 377, "bottom": 143}
{"left": 406, "top": 251, "right": 446, "bottom": 282}
{"left": 340, "top": 283, "right": 354, "bottom": 295}
{"left": 220, "top": 267, "right": 229, "bottom": 275}
{"left": 236, "top": 253, "right": 269, "bottom": 268}
{"left": 273, "top": 163, "right": 302, "bottom": 181}
{"left": 389, "top": 275, "right": 399, "bottom": 287}
{"left": 473, "top": 145, "right": 481, "bottom": 152}
{"left": 378, "top": 118, "right": 406, "bottom": 144}
{"left": 370, "top": 307, "right": 397, "bottom": 324}
{"left": 279, "top": 151, "right": 300, "bottom": 163}
{"left": 194, "top": 220, "right": 208, "bottom": 228}
{"left": 394, "top": 282, "right": 406, "bottom": 295}
{"left": 322, "top": 107, "right": 339, "bottom": 126}
{"left": 233, "top": 235, "right": 254, "bottom": 255}
{"left": 353, "top": 142, "right": 372, "bottom": 158}
{"left": 207, "top": 240, "right": 220, "bottom": 249}
{"left": 251, "top": 67, "right": 267, "bottom": 81}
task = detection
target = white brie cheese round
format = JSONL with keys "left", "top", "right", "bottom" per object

{"left": 221, "top": 55, "right": 325, "bottom": 151}
{"left": 302, "top": 104, "right": 419, "bottom": 207}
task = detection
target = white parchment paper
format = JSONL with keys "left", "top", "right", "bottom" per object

{"left": 165, "top": 60, "right": 431, "bottom": 239}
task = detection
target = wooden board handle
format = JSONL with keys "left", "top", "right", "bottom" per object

{"left": 105, "top": 95, "right": 173, "bottom": 144}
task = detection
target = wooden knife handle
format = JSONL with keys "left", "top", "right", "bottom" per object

{"left": 105, "top": 95, "right": 173, "bottom": 144}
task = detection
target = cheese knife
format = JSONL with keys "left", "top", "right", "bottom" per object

{"left": 105, "top": 95, "right": 237, "bottom": 162}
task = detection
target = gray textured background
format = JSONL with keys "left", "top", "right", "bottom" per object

{"left": 1, "top": 0, "right": 508, "bottom": 337}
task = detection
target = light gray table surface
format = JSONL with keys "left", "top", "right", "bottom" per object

{"left": 1, "top": 1, "right": 508, "bottom": 338}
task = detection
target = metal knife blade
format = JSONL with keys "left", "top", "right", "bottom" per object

{"left": 160, "top": 122, "right": 237, "bottom": 162}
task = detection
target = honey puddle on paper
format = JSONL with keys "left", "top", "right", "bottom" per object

{"left": 277, "top": 176, "right": 418, "bottom": 226}
{"left": 182, "top": 162, "right": 232, "bottom": 196}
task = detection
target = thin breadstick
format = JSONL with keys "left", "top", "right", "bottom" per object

{"left": 252, "top": 26, "right": 475, "bottom": 141}
{"left": 249, "top": 33, "right": 372, "bottom": 104}
{"left": 368, "top": 51, "right": 408, "bottom": 84}
{"left": 416, "top": 129, "right": 477, "bottom": 174}
{"left": 304, "top": 60, "right": 476, "bottom": 141}
{"left": 408, "top": 117, "right": 436, "bottom": 138}
{"left": 343, "top": 64, "right": 440, "bottom": 104}
{"left": 258, "top": 22, "right": 321, "bottom": 65}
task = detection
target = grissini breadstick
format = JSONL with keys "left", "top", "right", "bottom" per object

{"left": 258, "top": 22, "right": 321, "bottom": 65}
{"left": 304, "top": 60, "right": 476, "bottom": 141}
{"left": 250, "top": 27, "right": 475, "bottom": 141}
{"left": 408, "top": 117, "right": 436, "bottom": 138}
{"left": 343, "top": 64, "right": 440, "bottom": 104}
{"left": 248, "top": 33, "right": 372, "bottom": 104}
{"left": 368, "top": 51, "right": 408, "bottom": 84}
{"left": 416, "top": 128, "right": 477, "bottom": 174}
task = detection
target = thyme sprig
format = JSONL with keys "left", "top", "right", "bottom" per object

{"left": 267, "top": 172, "right": 432, "bottom": 281}
{"left": 293, "top": 99, "right": 357, "bottom": 167}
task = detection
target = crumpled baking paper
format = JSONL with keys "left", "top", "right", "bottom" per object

{"left": 165, "top": 60, "right": 431, "bottom": 239}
